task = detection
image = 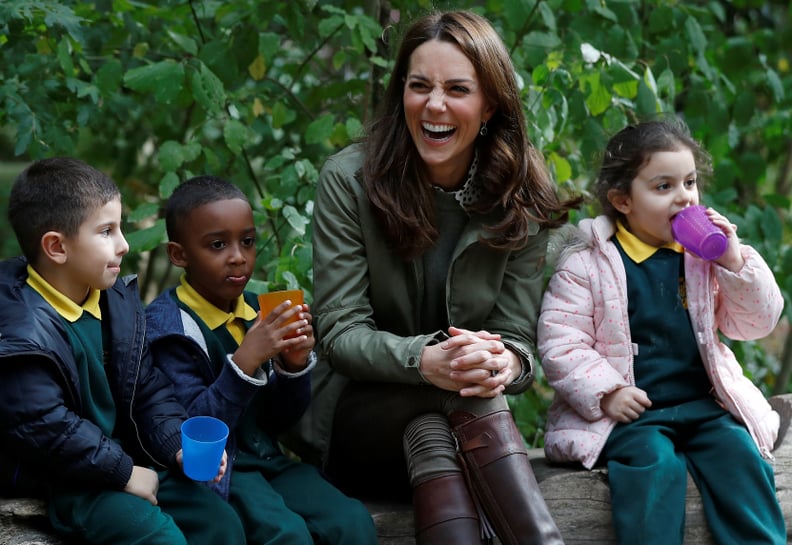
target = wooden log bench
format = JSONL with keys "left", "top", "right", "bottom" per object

{"left": 4, "top": 393, "right": 792, "bottom": 545}
{"left": 370, "top": 393, "right": 792, "bottom": 544}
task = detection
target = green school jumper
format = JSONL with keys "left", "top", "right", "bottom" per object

{"left": 26, "top": 270, "right": 244, "bottom": 545}
{"left": 175, "top": 289, "right": 377, "bottom": 545}
{"left": 600, "top": 228, "right": 785, "bottom": 545}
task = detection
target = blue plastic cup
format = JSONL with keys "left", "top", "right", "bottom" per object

{"left": 181, "top": 416, "right": 229, "bottom": 481}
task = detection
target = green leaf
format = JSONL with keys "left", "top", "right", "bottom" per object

{"left": 125, "top": 219, "right": 166, "bottom": 253}
{"left": 733, "top": 91, "right": 755, "bottom": 125}
{"left": 259, "top": 32, "right": 281, "bottom": 63}
{"left": 583, "top": 73, "right": 611, "bottom": 116}
{"left": 538, "top": 2, "right": 557, "bottom": 31}
{"left": 684, "top": 16, "right": 707, "bottom": 56}
{"left": 656, "top": 68, "right": 675, "bottom": 104}
{"left": 548, "top": 152, "right": 572, "bottom": 183}
{"left": 14, "top": 111, "right": 35, "bottom": 156}
{"left": 766, "top": 68, "right": 784, "bottom": 103}
{"left": 503, "top": 1, "right": 532, "bottom": 30}
{"left": 65, "top": 78, "right": 97, "bottom": 103}
{"left": 167, "top": 30, "right": 198, "bottom": 56}
{"left": 590, "top": 1, "right": 617, "bottom": 22}
{"left": 357, "top": 15, "right": 382, "bottom": 54}
{"left": 191, "top": 62, "right": 226, "bottom": 115}
{"left": 318, "top": 15, "right": 343, "bottom": 39}
{"left": 283, "top": 205, "right": 308, "bottom": 235}
{"left": 127, "top": 202, "right": 159, "bottom": 223}
{"left": 183, "top": 141, "right": 202, "bottom": 162}
{"left": 642, "top": 66, "right": 658, "bottom": 95}
{"left": 42, "top": 3, "right": 86, "bottom": 44}
{"left": 763, "top": 194, "right": 791, "bottom": 209}
{"left": 635, "top": 79, "right": 659, "bottom": 116}
{"left": 223, "top": 119, "right": 248, "bottom": 154}
{"left": 57, "top": 37, "right": 75, "bottom": 76}
{"left": 305, "top": 114, "right": 335, "bottom": 145}
{"left": 158, "top": 140, "right": 185, "bottom": 172}
{"left": 123, "top": 60, "right": 185, "bottom": 103}
{"left": 523, "top": 31, "right": 562, "bottom": 50}
{"left": 159, "top": 172, "right": 180, "bottom": 199}
{"left": 298, "top": 159, "right": 319, "bottom": 184}
{"left": 95, "top": 59, "right": 122, "bottom": 96}
{"left": 272, "top": 101, "right": 296, "bottom": 129}
{"left": 760, "top": 207, "right": 783, "bottom": 245}
{"left": 648, "top": 5, "right": 674, "bottom": 33}
{"left": 345, "top": 117, "right": 363, "bottom": 140}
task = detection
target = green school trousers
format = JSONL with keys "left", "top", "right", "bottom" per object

{"left": 48, "top": 469, "right": 246, "bottom": 545}
{"left": 228, "top": 450, "right": 377, "bottom": 544}
{"left": 602, "top": 397, "right": 786, "bottom": 545}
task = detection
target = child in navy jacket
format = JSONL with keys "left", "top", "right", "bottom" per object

{"left": 0, "top": 158, "right": 245, "bottom": 545}
{"left": 145, "top": 175, "right": 377, "bottom": 545}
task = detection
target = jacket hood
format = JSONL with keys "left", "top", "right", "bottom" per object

{"left": 145, "top": 288, "right": 184, "bottom": 343}
{"left": 550, "top": 217, "right": 616, "bottom": 269}
{"left": 0, "top": 258, "right": 73, "bottom": 370}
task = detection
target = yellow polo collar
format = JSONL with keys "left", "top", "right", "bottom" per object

{"left": 175, "top": 275, "right": 256, "bottom": 343}
{"left": 614, "top": 221, "right": 683, "bottom": 264}
{"left": 26, "top": 265, "right": 101, "bottom": 322}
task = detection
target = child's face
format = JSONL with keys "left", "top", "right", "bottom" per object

{"left": 171, "top": 198, "right": 256, "bottom": 312}
{"left": 59, "top": 196, "right": 129, "bottom": 303}
{"left": 610, "top": 148, "right": 699, "bottom": 247}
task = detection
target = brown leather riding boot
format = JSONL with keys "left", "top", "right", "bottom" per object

{"left": 450, "top": 409, "right": 565, "bottom": 545}
{"left": 413, "top": 472, "right": 484, "bottom": 545}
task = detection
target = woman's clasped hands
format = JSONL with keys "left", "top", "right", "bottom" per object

{"left": 420, "top": 326, "right": 521, "bottom": 397}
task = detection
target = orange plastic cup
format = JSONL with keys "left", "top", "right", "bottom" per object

{"left": 257, "top": 289, "right": 304, "bottom": 338}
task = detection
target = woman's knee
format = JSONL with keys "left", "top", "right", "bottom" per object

{"left": 403, "top": 413, "right": 459, "bottom": 485}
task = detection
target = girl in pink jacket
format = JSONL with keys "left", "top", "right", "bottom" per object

{"left": 538, "top": 118, "right": 786, "bottom": 544}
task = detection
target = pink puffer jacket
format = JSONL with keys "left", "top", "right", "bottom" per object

{"left": 538, "top": 216, "right": 782, "bottom": 469}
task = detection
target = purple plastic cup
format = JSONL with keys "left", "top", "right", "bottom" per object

{"left": 671, "top": 205, "right": 728, "bottom": 261}
{"left": 181, "top": 416, "right": 229, "bottom": 481}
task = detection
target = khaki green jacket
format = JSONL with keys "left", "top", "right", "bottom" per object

{"left": 285, "top": 144, "right": 549, "bottom": 466}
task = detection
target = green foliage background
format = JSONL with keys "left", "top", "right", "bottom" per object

{"left": 1, "top": 0, "right": 791, "bottom": 446}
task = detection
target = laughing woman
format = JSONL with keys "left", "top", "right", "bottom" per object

{"left": 290, "top": 10, "right": 579, "bottom": 545}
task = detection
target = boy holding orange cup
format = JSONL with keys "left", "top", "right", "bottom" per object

{"left": 145, "top": 175, "right": 378, "bottom": 544}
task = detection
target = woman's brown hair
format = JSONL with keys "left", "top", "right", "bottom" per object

{"left": 363, "top": 10, "right": 581, "bottom": 260}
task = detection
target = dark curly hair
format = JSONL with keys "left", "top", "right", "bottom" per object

{"left": 594, "top": 116, "right": 713, "bottom": 223}
{"left": 363, "top": 10, "right": 581, "bottom": 260}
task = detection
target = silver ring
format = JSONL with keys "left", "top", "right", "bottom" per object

{"left": 491, "top": 369, "right": 498, "bottom": 378}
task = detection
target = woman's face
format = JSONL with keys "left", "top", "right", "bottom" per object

{"left": 403, "top": 39, "right": 494, "bottom": 189}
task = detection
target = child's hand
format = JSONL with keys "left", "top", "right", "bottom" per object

{"left": 601, "top": 386, "right": 651, "bottom": 423}
{"left": 706, "top": 207, "right": 744, "bottom": 272}
{"left": 175, "top": 448, "right": 227, "bottom": 483}
{"left": 280, "top": 304, "right": 315, "bottom": 372}
{"left": 124, "top": 465, "right": 160, "bottom": 505}
{"left": 233, "top": 301, "right": 310, "bottom": 376}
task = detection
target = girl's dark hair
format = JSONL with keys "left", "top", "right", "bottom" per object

{"left": 363, "top": 10, "right": 581, "bottom": 260}
{"left": 594, "top": 117, "right": 713, "bottom": 222}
